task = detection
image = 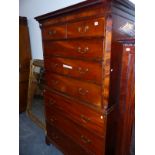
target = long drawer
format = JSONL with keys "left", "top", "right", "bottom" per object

{"left": 46, "top": 122, "right": 90, "bottom": 155}
{"left": 43, "top": 39, "right": 104, "bottom": 60}
{"left": 45, "top": 57, "right": 102, "bottom": 84}
{"left": 46, "top": 108, "right": 104, "bottom": 155}
{"left": 44, "top": 90, "right": 105, "bottom": 137}
{"left": 67, "top": 17, "right": 105, "bottom": 38}
{"left": 45, "top": 73, "right": 102, "bottom": 107}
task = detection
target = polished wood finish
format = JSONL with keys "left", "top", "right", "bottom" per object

{"left": 46, "top": 122, "right": 91, "bottom": 155}
{"left": 35, "top": 0, "right": 134, "bottom": 154}
{"left": 115, "top": 41, "right": 135, "bottom": 155}
{"left": 44, "top": 90, "right": 105, "bottom": 137}
{"left": 19, "top": 16, "right": 31, "bottom": 113}
{"left": 43, "top": 39, "right": 104, "bottom": 61}
{"left": 45, "top": 57, "right": 102, "bottom": 84}
{"left": 46, "top": 107, "right": 104, "bottom": 155}
{"left": 67, "top": 17, "right": 105, "bottom": 38}
{"left": 42, "top": 24, "right": 66, "bottom": 40}
{"left": 45, "top": 73, "right": 102, "bottom": 108}
{"left": 106, "top": 40, "right": 135, "bottom": 155}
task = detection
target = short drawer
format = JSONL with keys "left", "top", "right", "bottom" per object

{"left": 43, "top": 39, "right": 104, "bottom": 61}
{"left": 45, "top": 73, "right": 102, "bottom": 108}
{"left": 46, "top": 108, "right": 104, "bottom": 155}
{"left": 45, "top": 57, "right": 102, "bottom": 84}
{"left": 67, "top": 17, "right": 105, "bottom": 38}
{"left": 44, "top": 90, "right": 105, "bottom": 137}
{"left": 42, "top": 24, "right": 66, "bottom": 40}
{"left": 46, "top": 122, "right": 89, "bottom": 155}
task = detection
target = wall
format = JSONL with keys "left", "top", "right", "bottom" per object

{"left": 19, "top": 0, "right": 86, "bottom": 59}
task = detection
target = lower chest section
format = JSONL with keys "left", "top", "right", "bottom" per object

{"left": 45, "top": 90, "right": 106, "bottom": 155}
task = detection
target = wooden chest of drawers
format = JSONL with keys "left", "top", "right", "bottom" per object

{"left": 35, "top": 0, "right": 135, "bottom": 154}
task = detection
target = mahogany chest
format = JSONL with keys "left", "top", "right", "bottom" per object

{"left": 35, "top": 0, "right": 135, "bottom": 154}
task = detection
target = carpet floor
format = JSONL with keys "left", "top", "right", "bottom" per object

{"left": 31, "top": 96, "right": 45, "bottom": 125}
{"left": 19, "top": 112, "right": 63, "bottom": 155}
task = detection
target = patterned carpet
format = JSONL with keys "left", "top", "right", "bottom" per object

{"left": 19, "top": 112, "right": 63, "bottom": 155}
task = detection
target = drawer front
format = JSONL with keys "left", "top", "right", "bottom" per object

{"left": 42, "top": 25, "right": 66, "bottom": 40}
{"left": 45, "top": 57, "right": 102, "bottom": 84}
{"left": 45, "top": 73, "right": 102, "bottom": 107}
{"left": 44, "top": 90, "right": 105, "bottom": 136}
{"left": 67, "top": 17, "right": 105, "bottom": 38}
{"left": 46, "top": 122, "right": 89, "bottom": 155}
{"left": 43, "top": 39, "right": 104, "bottom": 61}
{"left": 46, "top": 108, "right": 104, "bottom": 155}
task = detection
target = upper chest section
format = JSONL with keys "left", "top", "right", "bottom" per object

{"left": 37, "top": 2, "right": 111, "bottom": 40}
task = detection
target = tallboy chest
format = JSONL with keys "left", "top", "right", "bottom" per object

{"left": 35, "top": 0, "right": 135, "bottom": 154}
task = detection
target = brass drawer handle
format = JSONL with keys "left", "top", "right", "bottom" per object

{"left": 54, "top": 135, "right": 59, "bottom": 140}
{"left": 84, "top": 47, "right": 89, "bottom": 52}
{"left": 84, "top": 25, "right": 89, "bottom": 32}
{"left": 78, "top": 88, "right": 89, "bottom": 96}
{"left": 80, "top": 114, "right": 90, "bottom": 123}
{"left": 81, "top": 135, "right": 91, "bottom": 144}
{"left": 52, "top": 63, "right": 59, "bottom": 68}
{"left": 51, "top": 133, "right": 59, "bottom": 140}
{"left": 78, "top": 47, "right": 82, "bottom": 53}
{"left": 78, "top": 67, "right": 89, "bottom": 74}
{"left": 50, "top": 117, "right": 57, "bottom": 123}
{"left": 53, "top": 30, "right": 56, "bottom": 34}
{"left": 48, "top": 30, "right": 56, "bottom": 35}
{"left": 49, "top": 98, "right": 56, "bottom": 105}
{"left": 78, "top": 27, "right": 82, "bottom": 32}
{"left": 77, "top": 47, "right": 89, "bottom": 54}
{"left": 48, "top": 31, "right": 52, "bottom": 35}
{"left": 54, "top": 63, "right": 59, "bottom": 67}
{"left": 51, "top": 63, "right": 59, "bottom": 69}
{"left": 51, "top": 80, "right": 59, "bottom": 85}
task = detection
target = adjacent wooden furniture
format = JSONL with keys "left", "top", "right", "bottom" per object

{"left": 19, "top": 17, "right": 31, "bottom": 113}
{"left": 114, "top": 40, "right": 135, "bottom": 155}
{"left": 35, "top": 0, "right": 135, "bottom": 154}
